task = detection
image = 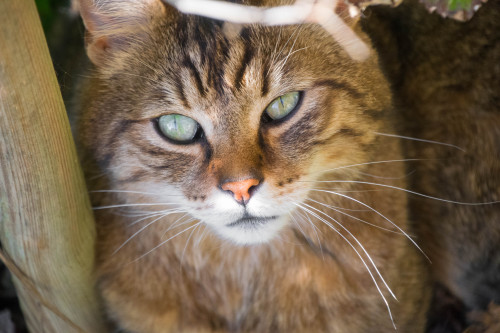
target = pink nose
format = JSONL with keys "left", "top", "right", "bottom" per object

{"left": 221, "top": 178, "right": 260, "bottom": 204}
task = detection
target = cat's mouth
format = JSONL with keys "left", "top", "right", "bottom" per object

{"left": 227, "top": 215, "right": 279, "bottom": 228}
{"left": 212, "top": 213, "right": 287, "bottom": 244}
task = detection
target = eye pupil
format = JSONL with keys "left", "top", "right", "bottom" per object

{"left": 157, "top": 114, "right": 200, "bottom": 143}
{"left": 265, "top": 92, "right": 300, "bottom": 121}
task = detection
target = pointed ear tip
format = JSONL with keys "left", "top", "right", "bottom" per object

{"left": 77, "top": 0, "right": 102, "bottom": 33}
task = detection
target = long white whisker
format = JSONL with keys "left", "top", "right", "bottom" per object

{"left": 128, "top": 211, "right": 170, "bottom": 225}
{"left": 132, "top": 222, "right": 202, "bottom": 263}
{"left": 91, "top": 189, "right": 181, "bottom": 196}
{"left": 275, "top": 46, "right": 310, "bottom": 74}
{"left": 195, "top": 224, "right": 209, "bottom": 246}
{"left": 93, "top": 202, "right": 180, "bottom": 210}
{"left": 300, "top": 202, "right": 396, "bottom": 299}
{"left": 309, "top": 180, "right": 500, "bottom": 205}
{"left": 162, "top": 214, "right": 193, "bottom": 238}
{"left": 294, "top": 203, "right": 397, "bottom": 329}
{"left": 291, "top": 209, "right": 324, "bottom": 260}
{"left": 118, "top": 208, "right": 177, "bottom": 218}
{"left": 355, "top": 169, "right": 416, "bottom": 180}
{"left": 298, "top": 198, "right": 370, "bottom": 212}
{"left": 113, "top": 213, "right": 170, "bottom": 255}
{"left": 313, "top": 189, "right": 386, "bottom": 194}
{"left": 130, "top": 209, "right": 185, "bottom": 226}
{"left": 310, "top": 189, "right": 429, "bottom": 262}
{"left": 306, "top": 198, "right": 403, "bottom": 234}
{"left": 113, "top": 210, "right": 151, "bottom": 218}
{"left": 271, "top": 24, "right": 304, "bottom": 74}
{"left": 374, "top": 132, "right": 466, "bottom": 152}
{"left": 289, "top": 212, "right": 315, "bottom": 248}
{"left": 275, "top": 24, "right": 301, "bottom": 61}
{"left": 181, "top": 222, "right": 201, "bottom": 266}
{"left": 294, "top": 209, "right": 323, "bottom": 240}
{"left": 314, "top": 159, "right": 425, "bottom": 175}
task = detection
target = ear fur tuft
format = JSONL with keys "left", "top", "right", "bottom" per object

{"left": 77, "top": 0, "right": 169, "bottom": 66}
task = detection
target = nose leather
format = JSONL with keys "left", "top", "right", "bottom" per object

{"left": 221, "top": 178, "right": 260, "bottom": 204}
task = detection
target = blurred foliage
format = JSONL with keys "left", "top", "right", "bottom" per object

{"left": 418, "top": 0, "right": 485, "bottom": 20}
{"left": 35, "top": 0, "right": 68, "bottom": 32}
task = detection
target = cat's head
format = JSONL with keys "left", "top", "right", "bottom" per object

{"left": 77, "top": 0, "right": 391, "bottom": 244}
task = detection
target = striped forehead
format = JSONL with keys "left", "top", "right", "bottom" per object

{"left": 163, "top": 23, "right": 291, "bottom": 128}
{"left": 173, "top": 26, "right": 272, "bottom": 95}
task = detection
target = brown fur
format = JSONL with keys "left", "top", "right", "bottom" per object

{"left": 362, "top": 0, "right": 500, "bottom": 328}
{"left": 73, "top": 0, "right": 430, "bottom": 331}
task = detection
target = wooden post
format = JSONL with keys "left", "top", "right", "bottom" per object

{"left": 0, "top": 1, "right": 106, "bottom": 332}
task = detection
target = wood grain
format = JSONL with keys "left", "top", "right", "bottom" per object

{"left": 0, "top": 1, "right": 105, "bottom": 332}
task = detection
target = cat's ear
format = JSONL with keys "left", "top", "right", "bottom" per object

{"left": 76, "top": 0, "right": 171, "bottom": 66}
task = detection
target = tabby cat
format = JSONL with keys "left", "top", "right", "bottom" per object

{"left": 73, "top": 0, "right": 430, "bottom": 331}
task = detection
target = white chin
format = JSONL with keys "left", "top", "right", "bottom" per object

{"left": 212, "top": 217, "right": 288, "bottom": 245}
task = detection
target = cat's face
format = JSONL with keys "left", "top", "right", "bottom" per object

{"left": 78, "top": 0, "right": 391, "bottom": 244}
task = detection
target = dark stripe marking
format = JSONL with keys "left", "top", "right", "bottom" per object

{"left": 201, "top": 138, "right": 213, "bottom": 166}
{"left": 174, "top": 79, "right": 190, "bottom": 109}
{"left": 261, "top": 60, "right": 270, "bottom": 97}
{"left": 337, "top": 127, "right": 363, "bottom": 137}
{"left": 143, "top": 147, "right": 168, "bottom": 157}
{"left": 314, "top": 127, "right": 365, "bottom": 146}
{"left": 280, "top": 113, "right": 318, "bottom": 148}
{"left": 97, "top": 119, "right": 136, "bottom": 169}
{"left": 234, "top": 29, "right": 254, "bottom": 90}
{"left": 184, "top": 57, "right": 206, "bottom": 97}
{"left": 313, "top": 79, "right": 363, "bottom": 99}
{"left": 210, "top": 37, "right": 231, "bottom": 94}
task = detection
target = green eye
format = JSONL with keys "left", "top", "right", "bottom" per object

{"left": 265, "top": 92, "right": 300, "bottom": 121}
{"left": 157, "top": 114, "right": 199, "bottom": 143}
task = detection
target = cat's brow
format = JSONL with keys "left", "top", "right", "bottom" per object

{"left": 261, "top": 58, "right": 271, "bottom": 97}
{"left": 183, "top": 56, "right": 206, "bottom": 97}
{"left": 173, "top": 78, "right": 191, "bottom": 109}
{"left": 234, "top": 43, "right": 255, "bottom": 91}
{"left": 313, "top": 79, "right": 363, "bottom": 98}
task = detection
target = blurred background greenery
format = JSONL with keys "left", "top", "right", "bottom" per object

{"left": 33, "top": 0, "right": 86, "bottom": 106}
{"left": 35, "top": 0, "right": 68, "bottom": 32}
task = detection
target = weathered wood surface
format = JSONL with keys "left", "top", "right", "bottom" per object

{"left": 0, "top": 1, "right": 105, "bottom": 332}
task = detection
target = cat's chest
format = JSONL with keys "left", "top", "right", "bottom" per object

{"left": 175, "top": 257, "right": 353, "bottom": 330}
{"left": 95, "top": 189, "right": 406, "bottom": 332}
{"left": 135, "top": 237, "right": 346, "bottom": 304}
{"left": 98, "top": 222, "right": 371, "bottom": 330}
